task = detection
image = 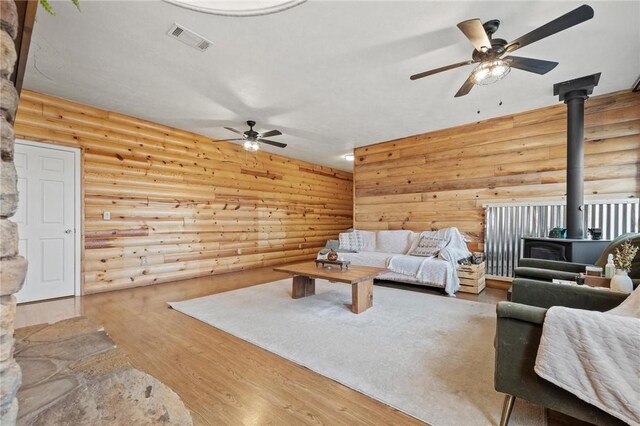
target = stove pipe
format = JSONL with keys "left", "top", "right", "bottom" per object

{"left": 553, "top": 73, "right": 601, "bottom": 239}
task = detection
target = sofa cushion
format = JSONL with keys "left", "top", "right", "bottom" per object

{"left": 409, "top": 235, "right": 447, "bottom": 257}
{"left": 359, "top": 230, "right": 377, "bottom": 251}
{"left": 339, "top": 232, "right": 363, "bottom": 252}
{"left": 375, "top": 230, "right": 413, "bottom": 254}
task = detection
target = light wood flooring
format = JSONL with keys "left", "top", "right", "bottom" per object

{"left": 16, "top": 266, "right": 507, "bottom": 425}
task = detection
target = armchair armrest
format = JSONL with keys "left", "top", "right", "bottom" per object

{"left": 495, "top": 298, "right": 628, "bottom": 425}
{"left": 323, "top": 240, "right": 357, "bottom": 254}
{"left": 497, "top": 301, "right": 546, "bottom": 324}
{"left": 495, "top": 301, "right": 547, "bottom": 398}
{"left": 511, "top": 279, "right": 628, "bottom": 311}
{"left": 514, "top": 267, "right": 580, "bottom": 282}
{"left": 517, "top": 258, "right": 590, "bottom": 273}
{"left": 325, "top": 240, "right": 340, "bottom": 249}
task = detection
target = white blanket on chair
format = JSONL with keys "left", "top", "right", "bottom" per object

{"left": 534, "top": 288, "right": 640, "bottom": 426}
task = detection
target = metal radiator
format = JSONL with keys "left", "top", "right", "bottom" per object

{"left": 484, "top": 198, "right": 639, "bottom": 277}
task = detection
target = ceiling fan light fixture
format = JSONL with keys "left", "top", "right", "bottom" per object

{"left": 243, "top": 140, "right": 260, "bottom": 152}
{"left": 471, "top": 59, "right": 511, "bottom": 85}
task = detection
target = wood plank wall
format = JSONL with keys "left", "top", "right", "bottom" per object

{"left": 354, "top": 90, "right": 640, "bottom": 250}
{"left": 14, "top": 90, "right": 353, "bottom": 294}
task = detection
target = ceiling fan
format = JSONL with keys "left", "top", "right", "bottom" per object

{"left": 220, "top": 121, "right": 286, "bottom": 152}
{"left": 410, "top": 5, "right": 594, "bottom": 97}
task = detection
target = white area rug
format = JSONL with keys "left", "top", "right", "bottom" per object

{"left": 169, "top": 279, "right": 544, "bottom": 426}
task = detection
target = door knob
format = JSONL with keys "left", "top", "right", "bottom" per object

{"left": 65, "top": 229, "right": 73, "bottom": 234}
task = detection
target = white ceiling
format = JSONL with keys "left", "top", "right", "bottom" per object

{"left": 24, "top": 1, "right": 640, "bottom": 171}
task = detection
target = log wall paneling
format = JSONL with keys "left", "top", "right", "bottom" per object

{"left": 354, "top": 90, "right": 640, "bottom": 250}
{"left": 14, "top": 90, "right": 353, "bottom": 294}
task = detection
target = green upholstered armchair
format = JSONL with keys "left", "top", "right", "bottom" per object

{"left": 514, "top": 233, "right": 640, "bottom": 287}
{"left": 495, "top": 279, "right": 629, "bottom": 426}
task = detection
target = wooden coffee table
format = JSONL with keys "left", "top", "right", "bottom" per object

{"left": 274, "top": 262, "right": 385, "bottom": 314}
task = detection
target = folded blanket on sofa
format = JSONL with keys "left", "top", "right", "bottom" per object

{"left": 386, "top": 254, "right": 424, "bottom": 276}
{"left": 387, "top": 255, "right": 457, "bottom": 296}
{"left": 535, "top": 287, "right": 640, "bottom": 426}
{"left": 388, "top": 227, "right": 470, "bottom": 296}
{"left": 436, "top": 227, "right": 472, "bottom": 264}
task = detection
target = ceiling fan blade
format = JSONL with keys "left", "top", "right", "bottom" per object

{"left": 505, "top": 4, "right": 594, "bottom": 53}
{"left": 215, "top": 138, "right": 244, "bottom": 142}
{"left": 457, "top": 19, "right": 492, "bottom": 52}
{"left": 259, "top": 139, "right": 287, "bottom": 148}
{"left": 223, "top": 127, "right": 244, "bottom": 135}
{"left": 410, "top": 60, "right": 475, "bottom": 80}
{"left": 504, "top": 56, "right": 558, "bottom": 74}
{"left": 454, "top": 74, "right": 475, "bottom": 98}
{"left": 260, "top": 130, "right": 282, "bottom": 138}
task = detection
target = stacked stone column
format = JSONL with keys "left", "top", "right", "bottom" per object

{"left": 0, "top": 0, "right": 28, "bottom": 424}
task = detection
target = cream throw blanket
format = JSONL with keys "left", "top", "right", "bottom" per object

{"left": 386, "top": 227, "right": 471, "bottom": 296}
{"left": 386, "top": 255, "right": 454, "bottom": 294}
{"left": 535, "top": 287, "right": 640, "bottom": 425}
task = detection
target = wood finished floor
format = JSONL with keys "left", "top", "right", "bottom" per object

{"left": 16, "top": 266, "right": 507, "bottom": 425}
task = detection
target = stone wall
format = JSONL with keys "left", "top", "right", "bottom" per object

{"left": 0, "top": 0, "right": 27, "bottom": 424}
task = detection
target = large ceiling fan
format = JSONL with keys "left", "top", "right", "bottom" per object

{"left": 410, "top": 5, "right": 594, "bottom": 97}
{"left": 220, "top": 121, "right": 286, "bottom": 151}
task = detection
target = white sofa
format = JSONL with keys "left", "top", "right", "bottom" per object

{"left": 320, "top": 228, "right": 471, "bottom": 296}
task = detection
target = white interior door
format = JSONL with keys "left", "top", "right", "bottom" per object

{"left": 14, "top": 141, "right": 79, "bottom": 303}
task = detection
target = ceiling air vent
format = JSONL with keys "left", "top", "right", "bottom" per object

{"left": 167, "top": 23, "right": 212, "bottom": 52}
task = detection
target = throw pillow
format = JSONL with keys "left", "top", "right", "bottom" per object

{"left": 339, "top": 231, "right": 363, "bottom": 252}
{"left": 409, "top": 236, "right": 447, "bottom": 257}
